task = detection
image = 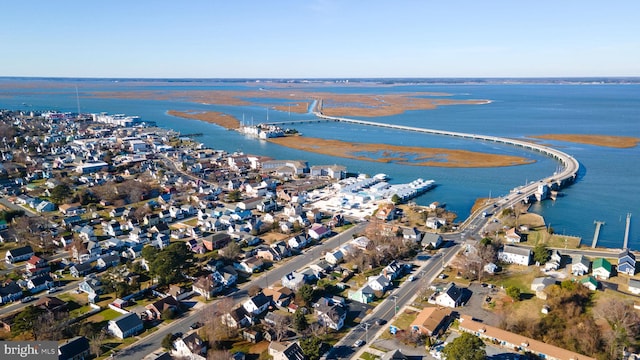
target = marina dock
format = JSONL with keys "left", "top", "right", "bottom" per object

{"left": 623, "top": 213, "right": 632, "bottom": 249}
{"left": 592, "top": 220, "right": 605, "bottom": 248}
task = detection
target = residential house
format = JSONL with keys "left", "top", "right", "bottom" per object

{"left": 242, "top": 292, "right": 271, "bottom": 315}
{"left": 325, "top": 249, "right": 344, "bottom": 265}
{"left": 192, "top": 274, "right": 223, "bottom": 300}
{"left": 146, "top": 296, "right": 180, "bottom": 320}
{"left": 70, "top": 262, "right": 94, "bottom": 277}
{"left": 618, "top": 249, "right": 636, "bottom": 276}
{"left": 263, "top": 286, "right": 294, "bottom": 308}
{"left": 35, "top": 296, "right": 68, "bottom": 314}
{"left": 580, "top": 276, "right": 599, "bottom": 291}
{"left": 531, "top": 277, "right": 556, "bottom": 292}
{"left": 309, "top": 260, "right": 333, "bottom": 278}
{"left": 421, "top": 233, "right": 443, "bottom": 249}
{"left": 107, "top": 313, "right": 144, "bottom": 339}
{"left": 504, "top": 227, "right": 522, "bottom": 243}
{"left": 367, "top": 274, "right": 390, "bottom": 293}
{"left": 5, "top": 245, "right": 34, "bottom": 263}
{"left": 435, "top": 283, "right": 464, "bottom": 308}
{"left": 268, "top": 341, "right": 305, "bottom": 360}
{"left": 96, "top": 253, "right": 121, "bottom": 270}
{"left": 498, "top": 245, "right": 532, "bottom": 266}
{"left": 458, "top": 315, "right": 596, "bottom": 360}
{"left": 0, "top": 281, "right": 23, "bottom": 304}
{"left": 348, "top": 284, "right": 376, "bottom": 304}
{"left": 544, "top": 250, "right": 563, "bottom": 271}
{"left": 628, "top": 278, "right": 640, "bottom": 295}
{"left": 592, "top": 258, "right": 612, "bottom": 280}
{"left": 222, "top": 307, "right": 253, "bottom": 329}
{"left": 308, "top": 223, "right": 330, "bottom": 240}
{"left": 402, "top": 227, "right": 423, "bottom": 242}
{"left": 426, "top": 217, "right": 447, "bottom": 230}
{"left": 202, "top": 232, "right": 231, "bottom": 251}
{"left": 27, "top": 274, "right": 54, "bottom": 294}
{"left": 571, "top": 255, "right": 591, "bottom": 276}
{"left": 281, "top": 270, "right": 315, "bottom": 291}
{"left": 288, "top": 234, "right": 309, "bottom": 251}
{"left": 314, "top": 298, "right": 346, "bottom": 330}
{"left": 58, "top": 336, "right": 90, "bottom": 360}
{"left": 383, "top": 260, "right": 408, "bottom": 281}
{"left": 236, "top": 256, "right": 264, "bottom": 274}
{"left": 410, "top": 306, "right": 452, "bottom": 337}
{"left": 172, "top": 333, "right": 207, "bottom": 360}
{"left": 78, "top": 275, "right": 103, "bottom": 297}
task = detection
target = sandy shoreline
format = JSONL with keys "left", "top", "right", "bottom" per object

{"left": 529, "top": 134, "right": 639, "bottom": 148}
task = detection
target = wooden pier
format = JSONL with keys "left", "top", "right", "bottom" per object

{"left": 592, "top": 220, "right": 605, "bottom": 248}
{"left": 623, "top": 213, "right": 632, "bottom": 249}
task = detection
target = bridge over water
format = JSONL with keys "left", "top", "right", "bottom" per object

{"left": 264, "top": 110, "right": 580, "bottom": 188}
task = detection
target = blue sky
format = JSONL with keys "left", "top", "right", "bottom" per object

{"left": 2, "top": 0, "right": 639, "bottom": 78}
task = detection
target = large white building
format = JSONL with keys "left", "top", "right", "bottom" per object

{"left": 498, "top": 245, "right": 532, "bottom": 266}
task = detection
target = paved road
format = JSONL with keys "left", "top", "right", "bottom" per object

{"left": 116, "top": 222, "right": 368, "bottom": 360}
{"left": 326, "top": 243, "right": 461, "bottom": 360}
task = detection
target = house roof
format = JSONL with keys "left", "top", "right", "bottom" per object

{"left": 410, "top": 306, "right": 451, "bottom": 334}
{"left": 593, "top": 258, "right": 612, "bottom": 272}
{"left": 58, "top": 336, "right": 90, "bottom": 360}
{"left": 8, "top": 245, "right": 34, "bottom": 257}
{"left": 501, "top": 245, "right": 531, "bottom": 257}
{"left": 459, "top": 315, "right": 595, "bottom": 360}
{"left": 111, "top": 312, "right": 143, "bottom": 332}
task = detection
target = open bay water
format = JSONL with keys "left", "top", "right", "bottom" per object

{"left": 0, "top": 79, "right": 638, "bottom": 250}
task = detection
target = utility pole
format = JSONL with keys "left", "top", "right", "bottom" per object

{"left": 362, "top": 322, "right": 370, "bottom": 344}
{"left": 392, "top": 295, "right": 398, "bottom": 317}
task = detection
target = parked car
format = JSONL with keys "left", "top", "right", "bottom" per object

{"left": 190, "top": 322, "right": 203, "bottom": 330}
{"left": 21, "top": 296, "right": 35, "bottom": 303}
{"left": 47, "top": 287, "right": 59, "bottom": 294}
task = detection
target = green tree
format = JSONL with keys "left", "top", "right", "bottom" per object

{"left": 149, "top": 242, "right": 193, "bottom": 285}
{"left": 141, "top": 245, "right": 159, "bottom": 262}
{"left": 442, "top": 332, "right": 486, "bottom": 360}
{"left": 161, "top": 333, "right": 175, "bottom": 350}
{"left": 391, "top": 194, "right": 401, "bottom": 205}
{"left": 11, "top": 305, "right": 42, "bottom": 338}
{"left": 297, "top": 284, "right": 315, "bottom": 306}
{"left": 506, "top": 286, "right": 521, "bottom": 301}
{"left": 299, "top": 336, "right": 323, "bottom": 360}
{"left": 226, "top": 190, "right": 242, "bottom": 202}
{"left": 480, "top": 237, "right": 492, "bottom": 246}
{"left": 533, "top": 243, "right": 550, "bottom": 264}
{"left": 293, "top": 308, "right": 308, "bottom": 332}
{"left": 50, "top": 184, "right": 72, "bottom": 204}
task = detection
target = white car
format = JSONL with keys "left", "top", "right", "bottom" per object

{"left": 353, "top": 339, "right": 365, "bottom": 347}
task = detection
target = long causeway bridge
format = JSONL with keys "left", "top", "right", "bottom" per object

{"left": 265, "top": 109, "right": 580, "bottom": 190}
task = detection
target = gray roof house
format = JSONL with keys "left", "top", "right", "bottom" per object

{"left": 107, "top": 312, "right": 144, "bottom": 339}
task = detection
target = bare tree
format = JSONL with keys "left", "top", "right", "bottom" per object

{"left": 594, "top": 298, "right": 640, "bottom": 357}
{"left": 89, "top": 330, "right": 106, "bottom": 357}
{"left": 271, "top": 313, "right": 292, "bottom": 341}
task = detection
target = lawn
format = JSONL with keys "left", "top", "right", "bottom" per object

{"left": 360, "top": 352, "right": 380, "bottom": 360}
{"left": 87, "top": 308, "right": 123, "bottom": 323}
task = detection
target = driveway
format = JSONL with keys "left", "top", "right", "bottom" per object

{"left": 457, "top": 282, "right": 502, "bottom": 327}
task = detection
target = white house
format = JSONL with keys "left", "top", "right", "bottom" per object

{"left": 242, "top": 293, "right": 271, "bottom": 315}
{"left": 498, "top": 245, "right": 532, "bottom": 266}
{"left": 107, "top": 313, "right": 144, "bottom": 339}
{"left": 571, "top": 255, "right": 591, "bottom": 276}
{"left": 435, "top": 283, "right": 464, "bottom": 308}
{"left": 172, "top": 333, "right": 207, "bottom": 360}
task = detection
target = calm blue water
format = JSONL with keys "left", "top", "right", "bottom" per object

{"left": 1, "top": 79, "right": 638, "bottom": 250}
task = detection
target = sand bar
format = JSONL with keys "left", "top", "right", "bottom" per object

{"left": 530, "top": 134, "right": 639, "bottom": 148}
{"left": 267, "top": 136, "right": 534, "bottom": 168}
{"left": 167, "top": 110, "right": 240, "bottom": 129}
